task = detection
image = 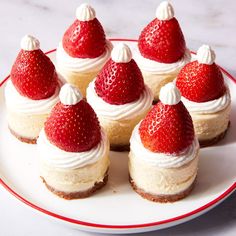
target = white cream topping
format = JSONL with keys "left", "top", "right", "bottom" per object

{"left": 130, "top": 124, "right": 199, "bottom": 168}
{"left": 156, "top": 1, "right": 174, "bottom": 21}
{"left": 181, "top": 86, "right": 231, "bottom": 114}
{"left": 133, "top": 46, "right": 191, "bottom": 74}
{"left": 56, "top": 41, "right": 112, "bottom": 73}
{"left": 76, "top": 3, "right": 96, "bottom": 21}
{"left": 20, "top": 35, "right": 40, "bottom": 51}
{"left": 37, "top": 129, "right": 108, "bottom": 170}
{"left": 59, "top": 83, "right": 82, "bottom": 105}
{"left": 159, "top": 82, "right": 181, "bottom": 105}
{"left": 111, "top": 43, "right": 132, "bottom": 63}
{"left": 86, "top": 80, "right": 153, "bottom": 121}
{"left": 197, "top": 45, "right": 216, "bottom": 65}
{"left": 5, "top": 80, "right": 60, "bottom": 115}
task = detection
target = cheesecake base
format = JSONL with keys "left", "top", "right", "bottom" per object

{"left": 41, "top": 171, "right": 108, "bottom": 200}
{"left": 9, "top": 127, "right": 37, "bottom": 144}
{"left": 129, "top": 176, "right": 195, "bottom": 203}
{"left": 199, "top": 122, "right": 230, "bottom": 147}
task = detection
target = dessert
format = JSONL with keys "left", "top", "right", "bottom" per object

{"left": 5, "top": 35, "right": 60, "bottom": 144}
{"left": 86, "top": 43, "right": 153, "bottom": 151}
{"left": 133, "top": 1, "right": 190, "bottom": 101}
{"left": 176, "top": 45, "right": 231, "bottom": 146}
{"left": 56, "top": 3, "right": 112, "bottom": 97}
{"left": 38, "top": 84, "right": 109, "bottom": 199}
{"left": 129, "top": 83, "right": 199, "bottom": 202}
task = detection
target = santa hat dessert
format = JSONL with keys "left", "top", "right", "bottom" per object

{"left": 38, "top": 84, "right": 110, "bottom": 199}
{"left": 134, "top": 1, "right": 190, "bottom": 101}
{"left": 86, "top": 43, "right": 153, "bottom": 151}
{"left": 129, "top": 82, "right": 199, "bottom": 202}
{"left": 56, "top": 3, "right": 112, "bottom": 97}
{"left": 176, "top": 45, "right": 231, "bottom": 146}
{"left": 5, "top": 35, "right": 60, "bottom": 143}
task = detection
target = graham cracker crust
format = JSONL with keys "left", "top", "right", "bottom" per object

{"left": 129, "top": 176, "right": 196, "bottom": 203}
{"left": 9, "top": 127, "right": 37, "bottom": 144}
{"left": 41, "top": 171, "right": 108, "bottom": 200}
{"left": 110, "top": 144, "right": 130, "bottom": 152}
{"left": 199, "top": 122, "right": 230, "bottom": 148}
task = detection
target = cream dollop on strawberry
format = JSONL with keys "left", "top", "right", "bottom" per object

{"left": 20, "top": 35, "right": 40, "bottom": 51}
{"left": 111, "top": 43, "right": 132, "bottom": 63}
{"left": 196, "top": 45, "right": 216, "bottom": 65}
{"left": 59, "top": 83, "right": 83, "bottom": 105}
{"left": 139, "top": 83, "right": 194, "bottom": 154}
{"left": 11, "top": 35, "right": 58, "bottom": 100}
{"left": 159, "top": 82, "right": 181, "bottom": 105}
{"left": 176, "top": 45, "right": 226, "bottom": 102}
{"left": 45, "top": 84, "right": 101, "bottom": 152}
{"left": 94, "top": 43, "right": 145, "bottom": 105}
{"left": 76, "top": 3, "right": 96, "bottom": 21}
{"left": 138, "top": 1, "right": 186, "bottom": 63}
{"left": 62, "top": 3, "right": 106, "bottom": 58}
{"left": 156, "top": 1, "right": 174, "bottom": 20}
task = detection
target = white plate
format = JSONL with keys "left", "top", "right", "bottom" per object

{"left": 0, "top": 39, "right": 235, "bottom": 234}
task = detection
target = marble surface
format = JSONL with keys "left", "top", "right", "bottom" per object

{"left": 0, "top": 0, "right": 235, "bottom": 235}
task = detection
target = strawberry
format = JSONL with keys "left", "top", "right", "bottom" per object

{"left": 176, "top": 61, "right": 226, "bottom": 102}
{"left": 45, "top": 100, "right": 101, "bottom": 152}
{"left": 62, "top": 18, "right": 106, "bottom": 58}
{"left": 11, "top": 49, "right": 58, "bottom": 100}
{"left": 139, "top": 101, "right": 194, "bottom": 154}
{"left": 94, "top": 58, "right": 145, "bottom": 105}
{"left": 138, "top": 17, "right": 186, "bottom": 63}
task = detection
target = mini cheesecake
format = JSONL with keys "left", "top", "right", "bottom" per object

{"left": 129, "top": 83, "right": 199, "bottom": 202}
{"left": 133, "top": 1, "right": 190, "bottom": 101}
{"left": 56, "top": 3, "right": 112, "bottom": 97}
{"left": 87, "top": 43, "right": 153, "bottom": 151}
{"left": 176, "top": 45, "right": 231, "bottom": 146}
{"left": 5, "top": 35, "right": 60, "bottom": 144}
{"left": 38, "top": 84, "right": 109, "bottom": 199}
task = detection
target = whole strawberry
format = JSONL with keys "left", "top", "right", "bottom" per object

{"left": 45, "top": 84, "right": 101, "bottom": 152}
{"left": 95, "top": 43, "right": 145, "bottom": 105}
{"left": 176, "top": 45, "right": 225, "bottom": 102}
{"left": 11, "top": 35, "right": 58, "bottom": 100}
{"left": 138, "top": 1, "right": 186, "bottom": 63}
{"left": 62, "top": 4, "right": 106, "bottom": 58}
{"left": 139, "top": 83, "right": 194, "bottom": 154}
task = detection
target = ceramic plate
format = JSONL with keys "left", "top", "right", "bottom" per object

{"left": 0, "top": 39, "right": 235, "bottom": 234}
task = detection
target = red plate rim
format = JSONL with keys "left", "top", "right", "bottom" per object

{"left": 0, "top": 38, "right": 236, "bottom": 230}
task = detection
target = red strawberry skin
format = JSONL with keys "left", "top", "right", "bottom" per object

{"left": 62, "top": 18, "right": 106, "bottom": 58}
{"left": 95, "top": 59, "right": 145, "bottom": 105}
{"left": 176, "top": 61, "right": 226, "bottom": 102}
{"left": 138, "top": 18, "right": 186, "bottom": 63}
{"left": 139, "top": 102, "right": 194, "bottom": 154}
{"left": 45, "top": 100, "right": 101, "bottom": 152}
{"left": 11, "top": 49, "right": 58, "bottom": 100}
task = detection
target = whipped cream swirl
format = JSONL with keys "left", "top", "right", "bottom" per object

{"left": 181, "top": 85, "right": 231, "bottom": 114}
{"left": 5, "top": 80, "right": 60, "bottom": 115}
{"left": 130, "top": 124, "right": 199, "bottom": 168}
{"left": 56, "top": 41, "right": 112, "bottom": 73}
{"left": 86, "top": 81, "right": 153, "bottom": 120}
{"left": 38, "top": 129, "right": 108, "bottom": 169}
{"left": 133, "top": 45, "right": 191, "bottom": 75}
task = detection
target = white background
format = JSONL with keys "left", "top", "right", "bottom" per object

{"left": 0, "top": 0, "right": 235, "bottom": 235}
